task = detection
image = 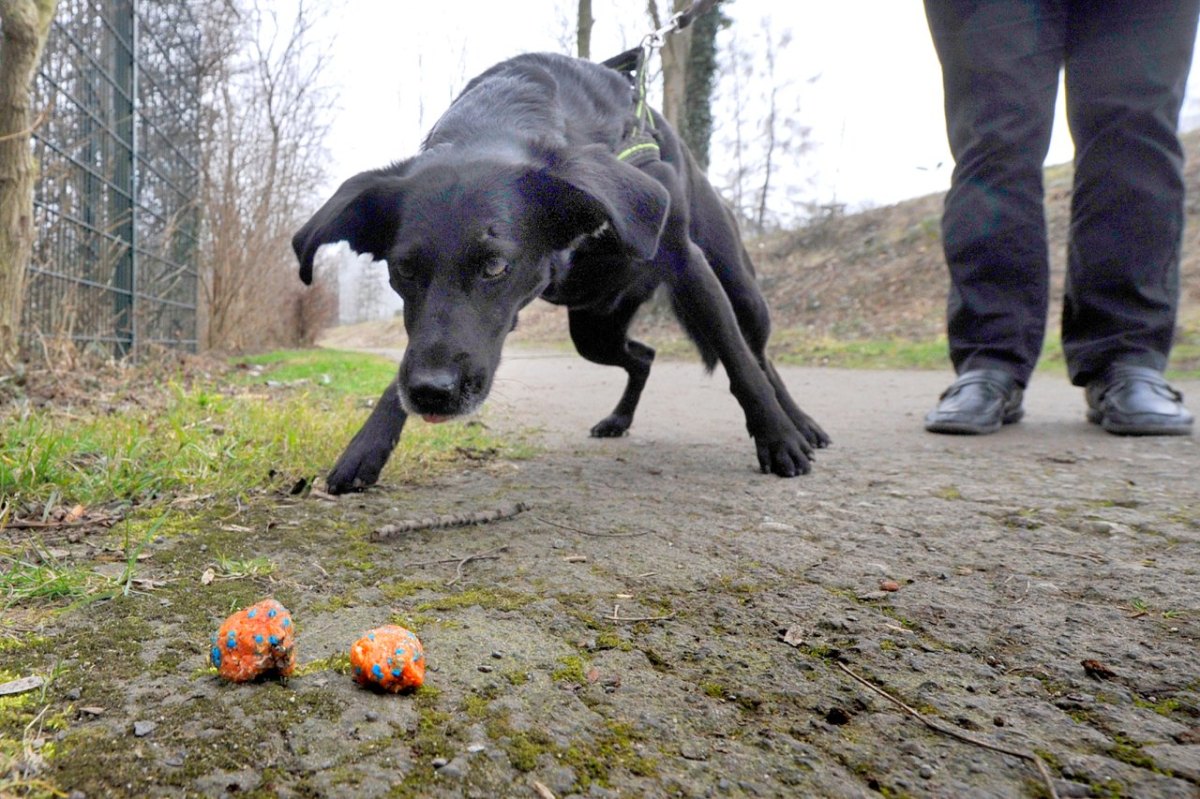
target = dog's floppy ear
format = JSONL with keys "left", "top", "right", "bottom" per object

{"left": 293, "top": 169, "right": 409, "bottom": 284}
{"left": 521, "top": 145, "right": 670, "bottom": 260}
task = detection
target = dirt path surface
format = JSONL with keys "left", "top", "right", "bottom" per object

{"left": 21, "top": 350, "right": 1200, "bottom": 799}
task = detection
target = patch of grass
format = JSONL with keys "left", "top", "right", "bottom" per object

{"left": 0, "top": 349, "right": 512, "bottom": 510}
{"left": 0, "top": 553, "right": 94, "bottom": 609}
{"left": 759, "top": 328, "right": 1200, "bottom": 378}
{"left": 212, "top": 553, "right": 275, "bottom": 580}
{"left": 769, "top": 333, "right": 950, "bottom": 371}
{"left": 235, "top": 348, "right": 398, "bottom": 397}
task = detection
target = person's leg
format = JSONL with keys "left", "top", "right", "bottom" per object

{"left": 1061, "top": 0, "right": 1200, "bottom": 385}
{"left": 924, "top": 0, "right": 1067, "bottom": 386}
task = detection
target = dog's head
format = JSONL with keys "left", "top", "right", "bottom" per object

{"left": 293, "top": 145, "right": 669, "bottom": 422}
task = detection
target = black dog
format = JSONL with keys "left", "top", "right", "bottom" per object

{"left": 293, "top": 52, "right": 829, "bottom": 494}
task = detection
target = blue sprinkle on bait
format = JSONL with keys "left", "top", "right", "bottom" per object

{"left": 372, "top": 664, "right": 383, "bottom": 679}
{"left": 247, "top": 608, "right": 257, "bottom": 619}
{"left": 255, "top": 634, "right": 264, "bottom": 646}
{"left": 211, "top": 647, "right": 221, "bottom": 667}
{"left": 269, "top": 636, "right": 279, "bottom": 646}
{"left": 226, "top": 631, "right": 237, "bottom": 649}
{"left": 392, "top": 669, "right": 401, "bottom": 678}
{"left": 268, "top": 608, "right": 277, "bottom": 618}
{"left": 282, "top": 618, "right": 290, "bottom": 628}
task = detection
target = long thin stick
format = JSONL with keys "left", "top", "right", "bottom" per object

{"left": 371, "top": 502, "right": 528, "bottom": 541}
{"left": 532, "top": 515, "right": 650, "bottom": 538}
{"left": 835, "top": 663, "right": 1059, "bottom": 799}
{"left": 445, "top": 546, "right": 508, "bottom": 587}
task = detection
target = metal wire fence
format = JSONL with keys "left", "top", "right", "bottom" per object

{"left": 26, "top": 0, "right": 202, "bottom": 357}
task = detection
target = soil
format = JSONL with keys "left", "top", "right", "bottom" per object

{"left": 9, "top": 347, "right": 1200, "bottom": 798}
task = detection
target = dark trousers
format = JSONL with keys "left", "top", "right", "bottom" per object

{"left": 924, "top": 0, "right": 1200, "bottom": 386}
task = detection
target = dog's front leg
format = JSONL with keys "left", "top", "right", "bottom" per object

{"left": 666, "top": 241, "right": 813, "bottom": 477}
{"left": 326, "top": 379, "right": 408, "bottom": 494}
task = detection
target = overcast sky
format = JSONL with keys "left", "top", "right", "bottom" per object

{"left": 318, "top": 1, "right": 1200, "bottom": 213}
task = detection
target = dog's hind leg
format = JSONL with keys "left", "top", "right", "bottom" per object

{"left": 568, "top": 300, "right": 655, "bottom": 437}
{"left": 326, "top": 379, "right": 408, "bottom": 494}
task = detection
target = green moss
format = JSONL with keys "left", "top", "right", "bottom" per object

{"left": 550, "top": 655, "right": 589, "bottom": 686}
{"left": 461, "top": 693, "right": 491, "bottom": 720}
{"left": 1132, "top": 696, "right": 1182, "bottom": 717}
{"left": 294, "top": 651, "right": 351, "bottom": 677}
{"left": 501, "top": 669, "right": 529, "bottom": 686}
{"left": 413, "top": 588, "right": 536, "bottom": 613}
{"left": 593, "top": 631, "right": 632, "bottom": 652}
{"left": 380, "top": 578, "right": 442, "bottom": 601}
{"left": 1108, "top": 734, "right": 1160, "bottom": 772}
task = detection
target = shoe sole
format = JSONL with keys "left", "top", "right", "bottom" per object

{"left": 925, "top": 408, "right": 1025, "bottom": 435}
{"left": 1087, "top": 410, "right": 1194, "bottom": 436}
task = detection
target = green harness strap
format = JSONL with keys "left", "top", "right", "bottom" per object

{"left": 616, "top": 45, "right": 661, "bottom": 167}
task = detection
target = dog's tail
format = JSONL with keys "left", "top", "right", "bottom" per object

{"left": 667, "top": 290, "right": 721, "bottom": 374}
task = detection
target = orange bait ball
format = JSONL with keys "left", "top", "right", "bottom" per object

{"left": 350, "top": 625, "right": 425, "bottom": 693}
{"left": 210, "top": 598, "right": 297, "bottom": 682}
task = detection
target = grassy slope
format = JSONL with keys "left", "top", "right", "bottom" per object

{"left": 321, "top": 131, "right": 1200, "bottom": 376}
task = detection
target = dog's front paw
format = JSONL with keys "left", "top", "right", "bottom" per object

{"left": 754, "top": 431, "right": 813, "bottom": 478}
{"left": 589, "top": 414, "right": 632, "bottom": 438}
{"left": 326, "top": 447, "right": 390, "bottom": 494}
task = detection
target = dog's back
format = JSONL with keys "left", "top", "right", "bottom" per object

{"left": 426, "top": 53, "right": 635, "bottom": 155}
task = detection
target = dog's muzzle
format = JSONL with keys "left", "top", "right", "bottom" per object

{"left": 401, "top": 363, "right": 489, "bottom": 423}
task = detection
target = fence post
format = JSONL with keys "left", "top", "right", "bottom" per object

{"left": 110, "top": 0, "right": 137, "bottom": 357}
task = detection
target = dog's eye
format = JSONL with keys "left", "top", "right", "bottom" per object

{"left": 391, "top": 260, "right": 415, "bottom": 280}
{"left": 483, "top": 258, "right": 509, "bottom": 279}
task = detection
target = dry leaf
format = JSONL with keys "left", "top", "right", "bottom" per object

{"left": 0, "top": 676, "right": 44, "bottom": 697}
{"left": 201, "top": 568, "right": 216, "bottom": 585}
{"left": 1081, "top": 659, "right": 1117, "bottom": 681}
{"left": 780, "top": 627, "right": 806, "bottom": 647}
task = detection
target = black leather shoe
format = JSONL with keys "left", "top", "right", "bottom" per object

{"left": 1085, "top": 365, "right": 1193, "bottom": 436}
{"left": 925, "top": 369, "right": 1024, "bottom": 435}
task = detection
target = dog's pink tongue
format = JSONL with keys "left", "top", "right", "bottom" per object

{"left": 422, "top": 414, "right": 451, "bottom": 424}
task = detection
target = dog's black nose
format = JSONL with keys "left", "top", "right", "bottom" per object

{"left": 407, "top": 367, "right": 460, "bottom": 412}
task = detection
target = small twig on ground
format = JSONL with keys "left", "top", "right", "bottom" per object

{"left": 608, "top": 604, "right": 676, "bottom": 623}
{"left": 371, "top": 502, "right": 529, "bottom": 541}
{"left": 835, "top": 662, "right": 1059, "bottom": 799}
{"left": 445, "top": 546, "right": 508, "bottom": 587}
{"left": 1032, "top": 546, "right": 1106, "bottom": 564}
{"left": 532, "top": 515, "right": 650, "bottom": 538}
{"left": 532, "top": 781, "right": 557, "bottom": 799}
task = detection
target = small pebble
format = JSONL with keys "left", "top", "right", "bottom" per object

{"left": 467, "top": 743, "right": 486, "bottom": 753}
{"left": 65, "top": 687, "right": 81, "bottom": 701}
{"left": 133, "top": 720, "right": 157, "bottom": 738}
{"left": 365, "top": 711, "right": 379, "bottom": 723}
{"left": 432, "top": 757, "right": 449, "bottom": 769}
{"left": 918, "top": 764, "right": 934, "bottom": 779}
{"left": 491, "top": 651, "right": 504, "bottom": 659}
{"left": 478, "top": 664, "right": 494, "bottom": 673}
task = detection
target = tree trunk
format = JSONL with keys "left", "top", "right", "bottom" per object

{"left": 659, "top": 0, "right": 691, "bottom": 135}
{"left": 683, "top": 5, "right": 724, "bottom": 172}
{"left": 576, "top": 0, "right": 593, "bottom": 59}
{"left": 0, "top": 0, "right": 58, "bottom": 369}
